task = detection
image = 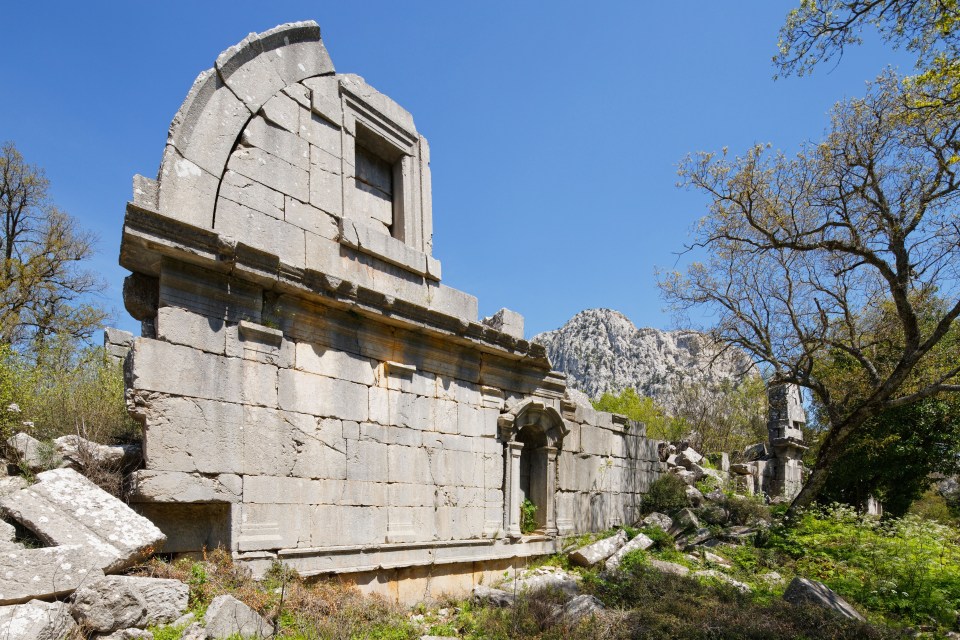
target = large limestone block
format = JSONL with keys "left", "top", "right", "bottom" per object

{"left": 54, "top": 435, "right": 141, "bottom": 471}
{"left": 783, "top": 577, "right": 864, "bottom": 621}
{"left": 157, "top": 145, "right": 221, "bottom": 228}
{"left": 71, "top": 575, "right": 188, "bottom": 632}
{"left": 226, "top": 144, "right": 309, "bottom": 202}
{"left": 6, "top": 432, "right": 51, "bottom": 473}
{"left": 339, "top": 74, "right": 415, "bottom": 135}
{"left": 242, "top": 116, "right": 309, "bottom": 170}
{"left": 219, "top": 170, "right": 284, "bottom": 220}
{"left": 156, "top": 306, "right": 227, "bottom": 354}
{"left": 0, "top": 600, "right": 78, "bottom": 640}
{"left": 278, "top": 368, "right": 368, "bottom": 421}
{"left": 0, "top": 468, "right": 165, "bottom": 573}
{"left": 0, "top": 545, "right": 104, "bottom": 605}
{"left": 127, "top": 471, "right": 242, "bottom": 503}
{"left": 569, "top": 529, "right": 627, "bottom": 567}
{"left": 203, "top": 594, "right": 273, "bottom": 639}
{"left": 604, "top": 533, "right": 654, "bottom": 572}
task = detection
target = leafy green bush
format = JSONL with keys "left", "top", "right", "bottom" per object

{"left": 767, "top": 504, "right": 960, "bottom": 626}
{"left": 641, "top": 473, "right": 689, "bottom": 514}
{"left": 520, "top": 499, "right": 539, "bottom": 534}
{"left": 0, "top": 336, "right": 139, "bottom": 449}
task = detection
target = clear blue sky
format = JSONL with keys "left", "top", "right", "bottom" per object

{"left": 0, "top": 2, "right": 911, "bottom": 339}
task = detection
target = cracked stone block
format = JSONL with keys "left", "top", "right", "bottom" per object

{"left": 0, "top": 599, "right": 78, "bottom": 640}
{"left": 0, "top": 468, "right": 165, "bottom": 574}
{"left": 0, "top": 545, "right": 105, "bottom": 605}
{"left": 569, "top": 529, "right": 627, "bottom": 567}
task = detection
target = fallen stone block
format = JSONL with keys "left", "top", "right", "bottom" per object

{"left": 647, "top": 558, "right": 690, "bottom": 576}
{"left": 181, "top": 623, "right": 206, "bottom": 640}
{"left": 605, "top": 533, "right": 654, "bottom": 572}
{"left": 0, "top": 468, "right": 165, "bottom": 573}
{"left": 0, "top": 544, "right": 104, "bottom": 605}
{"left": 677, "top": 447, "right": 703, "bottom": 468}
{"left": 742, "top": 443, "right": 768, "bottom": 462}
{"left": 71, "top": 575, "right": 189, "bottom": 632}
{"left": 54, "top": 435, "right": 142, "bottom": 471}
{"left": 684, "top": 485, "right": 705, "bottom": 506}
{"left": 783, "top": 577, "right": 864, "bottom": 621}
{"left": 671, "top": 508, "right": 700, "bottom": 534}
{"left": 0, "top": 599, "right": 78, "bottom": 640}
{"left": 569, "top": 529, "right": 627, "bottom": 567}
{"left": 203, "top": 594, "right": 273, "bottom": 639}
{"left": 508, "top": 567, "right": 581, "bottom": 597}
{"left": 638, "top": 512, "right": 673, "bottom": 532}
{"left": 471, "top": 585, "right": 515, "bottom": 608}
{"left": 5, "top": 433, "right": 56, "bottom": 473}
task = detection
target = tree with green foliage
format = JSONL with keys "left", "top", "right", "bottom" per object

{"left": 661, "top": 71, "right": 960, "bottom": 513}
{"left": 775, "top": 0, "right": 959, "bottom": 108}
{"left": 0, "top": 141, "right": 106, "bottom": 348}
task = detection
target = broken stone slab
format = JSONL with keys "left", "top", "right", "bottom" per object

{"left": 569, "top": 529, "right": 627, "bottom": 567}
{"left": 203, "top": 594, "right": 273, "bottom": 639}
{"left": 54, "top": 435, "right": 142, "bottom": 471}
{"left": 782, "top": 577, "right": 864, "bottom": 621}
{"left": 481, "top": 308, "right": 524, "bottom": 340}
{"left": 0, "top": 599, "right": 78, "bottom": 640}
{"left": 742, "top": 443, "right": 768, "bottom": 462}
{"left": 127, "top": 470, "right": 242, "bottom": 503}
{"left": 0, "top": 544, "right": 104, "bottom": 605}
{"left": 729, "top": 462, "right": 752, "bottom": 475}
{"left": 0, "top": 468, "right": 166, "bottom": 573}
{"left": 604, "top": 532, "right": 654, "bottom": 572}
{"left": 670, "top": 468, "right": 698, "bottom": 485}
{"left": 679, "top": 528, "right": 715, "bottom": 549}
{"left": 638, "top": 512, "right": 673, "bottom": 532}
{"left": 647, "top": 558, "right": 690, "bottom": 576}
{"left": 471, "top": 585, "right": 515, "bottom": 608}
{"left": 507, "top": 567, "right": 581, "bottom": 597}
{"left": 676, "top": 448, "right": 703, "bottom": 469}
{"left": 70, "top": 575, "right": 189, "bottom": 632}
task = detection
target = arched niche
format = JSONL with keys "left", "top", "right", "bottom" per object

{"left": 498, "top": 399, "right": 568, "bottom": 538}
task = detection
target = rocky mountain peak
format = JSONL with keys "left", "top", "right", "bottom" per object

{"left": 532, "top": 308, "right": 756, "bottom": 407}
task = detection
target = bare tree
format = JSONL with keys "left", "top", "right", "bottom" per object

{"left": 660, "top": 72, "right": 960, "bottom": 511}
{"left": 0, "top": 142, "right": 106, "bottom": 347}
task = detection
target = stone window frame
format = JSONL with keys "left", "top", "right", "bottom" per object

{"left": 497, "top": 400, "right": 568, "bottom": 538}
{"left": 338, "top": 86, "right": 435, "bottom": 270}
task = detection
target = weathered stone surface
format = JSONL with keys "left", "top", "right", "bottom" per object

{"left": 203, "top": 594, "right": 272, "bottom": 639}
{"left": 742, "top": 443, "right": 768, "bottom": 461}
{"left": 71, "top": 575, "right": 189, "bottom": 631}
{"left": 557, "top": 594, "right": 604, "bottom": 626}
{"left": 605, "top": 532, "right": 654, "bottom": 571}
{"left": 0, "top": 599, "right": 78, "bottom": 640}
{"left": 0, "top": 468, "right": 166, "bottom": 573}
{"left": 0, "top": 476, "right": 27, "bottom": 498}
{"left": 570, "top": 529, "right": 627, "bottom": 567}
{"left": 54, "top": 435, "right": 141, "bottom": 471}
{"left": 482, "top": 308, "right": 524, "bottom": 340}
{"left": 70, "top": 576, "right": 147, "bottom": 633}
{"left": 472, "top": 585, "right": 514, "bottom": 608}
{"left": 647, "top": 558, "right": 690, "bottom": 576}
{"left": 782, "top": 577, "right": 864, "bottom": 621}
{"left": 508, "top": 567, "right": 581, "bottom": 597}
{"left": 0, "top": 545, "right": 104, "bottom": 605}
{"left": 5, "top": 432, "right": 51, "bottom": 472}
{"left": 638, "top": 512, "right": 673, "bottom": 531}
{"left": 684, "top": 485, "right": 705, "bottom": 506}
{"left": 677, "top": 447, "right": 703, "bottom": 468}
{"left": 181, "top": 623, "right": 206, "bottom": 640}
{"left": 672, "top": 508, "right": 700, "bottom": 533}
{"left": 128, "top": 471, "right": 241, "bottom": 504}
{"left": 95, "top": 629, "right": 154, "bottom": 640}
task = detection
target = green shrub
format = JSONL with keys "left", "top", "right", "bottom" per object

{"left": 767, "top": 504, "right": 960, "bottom": 627}
{"left": 642, "top": 474, "right": 689, "bottom": 514}
{"left": 520, "top": 499, "right": 539, "bottom": 534}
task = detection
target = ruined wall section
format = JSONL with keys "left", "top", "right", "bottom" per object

{"left": 120, "top": 21, "right": 662, "bottom": 586}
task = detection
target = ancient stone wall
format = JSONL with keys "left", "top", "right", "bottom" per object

{"left": 119, "top": 21, "right": 661, "bottom": 601}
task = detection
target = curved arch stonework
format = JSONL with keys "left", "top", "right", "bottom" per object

{"left": 119, "top": 22, "right": 664, "bottom": 603}
{"left": 498, "top": 400, "right": 569, "bottom": 537}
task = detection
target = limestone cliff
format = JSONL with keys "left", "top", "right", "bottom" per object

{"left": 532, "top": 308, "right": 756, "bottom": 406}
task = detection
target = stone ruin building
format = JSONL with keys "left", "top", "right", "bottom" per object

{"left": 118, "top": 21, "right": 662, "bottom": 601}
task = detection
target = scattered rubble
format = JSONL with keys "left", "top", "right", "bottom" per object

{"left": 569, "top": 529, "right": 627, "bottom": 567}
{"left": 204, "top": 594, "right": 274, "bottom": 639}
